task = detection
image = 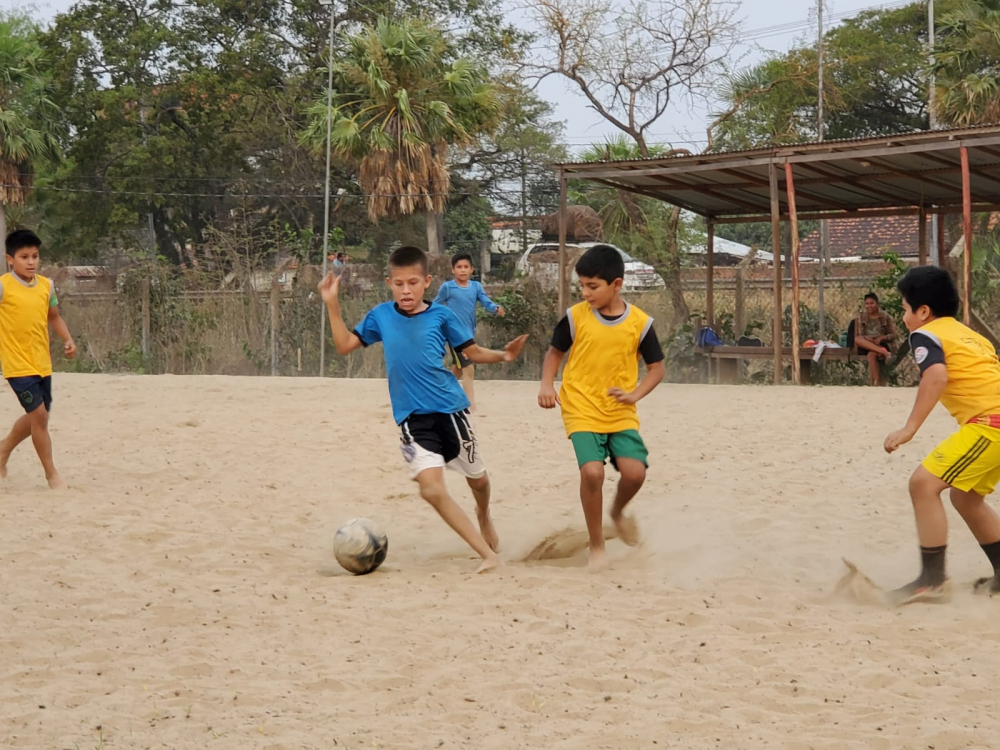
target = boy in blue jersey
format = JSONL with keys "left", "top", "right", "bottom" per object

{"left": 319, "top": 246, "right": 527, "bottom": 573}
{"left": 434, "top": 253, "right": 505, "bottom": 413}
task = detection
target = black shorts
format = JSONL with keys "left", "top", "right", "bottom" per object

{"left": 7, "top": 375, "right": 52, "bottom": 414}
{"left": 448, "top": 344, "right": 472, "bottom": 369}
{"left": 399, "top": 410, "right": 486, "bottom": 479}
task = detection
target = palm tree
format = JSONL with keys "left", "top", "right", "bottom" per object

{"left": 0, "top": 13, "right": 62, "bottom": 243}
{"left": 933, "top": 0, "right": 1000, "bottom": 126}
{"left": 301, "top": 17, "right": 500, "bottom": 256}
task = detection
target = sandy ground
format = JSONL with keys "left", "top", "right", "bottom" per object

{"left": 3, "top": 375, "right": 1000, "bottom": 750}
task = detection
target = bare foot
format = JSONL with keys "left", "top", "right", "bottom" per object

{"left": 610, "top": 512, "right": 640, "bottom": 546}
{"left": 475, "top": 553, "right": 502, "bottom": 574}
{"left": 47, "top": 473, "right": 67, "bottom": 490}
{"left": 476, "top": 508, "right": 500, "bottom": 552}
{"left": 0, "top": 444, "right": 10, "bottom": 479}
{"left": 587, "top": 547, "right": 609, "bottom": 572}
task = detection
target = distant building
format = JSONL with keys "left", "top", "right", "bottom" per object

{"left": 800, "top": 216, "right": 920, "bottom": 262}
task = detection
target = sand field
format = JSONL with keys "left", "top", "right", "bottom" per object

{"left": 2, "top": 375, "right": 999, "bottom": 749}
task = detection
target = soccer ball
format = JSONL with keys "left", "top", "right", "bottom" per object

{"left": 333, "top": 518, "right": 388, "bottom": 575}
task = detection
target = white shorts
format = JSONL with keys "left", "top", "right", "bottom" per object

{"left": 399, "top": 410, "right": 487, "bottom": 480}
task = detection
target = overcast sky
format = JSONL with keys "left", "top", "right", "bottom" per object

{"left": 16, "top": 0, "right": 925, "bottom": 153}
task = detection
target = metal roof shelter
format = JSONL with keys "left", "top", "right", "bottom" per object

{"left": 553, "top": 124, "right": 1000, "bottom": 383}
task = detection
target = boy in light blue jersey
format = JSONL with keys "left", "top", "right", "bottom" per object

{"left": 320, "top": 245, "right": 527, "bottom": 573}
{"left": 434, "top": 253, "right": 505, "bottom": 412}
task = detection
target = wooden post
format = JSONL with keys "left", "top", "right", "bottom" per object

{"left": 141, "top": 276, "right": 151, "bottom": 359}
{"left": 768, "top": 162, "right": 783, "bottom": 384}
{"left": 480, "top": 238, "right": 491, "bottom": 275}
{"left": 735, "top": 258, "right": 746, "bottom": 339}
{"left": 918, "top": 207, "right": 928, "bottom": 266}
{"left": 557, "top": 172, "right": 568, "bottom": 315}
{"left": 961, "top": 146, "right": 973, "bottom": 325}
{"left": 270, "top": 278, "right": 280, "bottom": 376}
{"left": 706, "top": 219, "right": 715, "bottom": 326}
{"left": 784, "top": 163, "right": 801, "bottom": 385}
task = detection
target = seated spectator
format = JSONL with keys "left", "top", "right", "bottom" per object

{"left": 855, "top": 292, "right": 897, "bottom": 386}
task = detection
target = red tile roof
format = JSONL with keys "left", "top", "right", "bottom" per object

{"left": 800, "top": 216, "right": 920, "bottom": 259}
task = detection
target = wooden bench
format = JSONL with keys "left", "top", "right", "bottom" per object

{"left": 696, "top": 344, "right": 862, "bottom": 385}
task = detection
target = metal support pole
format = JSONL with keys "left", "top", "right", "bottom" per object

{"left": 769, "top": 162, "right": 783, "bottom": 384}
{"left": 918, "top": 207, "right": 928, "bottom": 266}
{"left": 961, "top": 146, "right": 972, "bottom": 325}
{"left": 557, "top": 172, "right": 568, "bottom": 314}
{"left": 785, "top": 163, "right": 801, "bottom": 386}
{"left": 706, "top": 219, "right": 715, "bottom": 326}
{"left": 318, "top": 2, "right": 335, "bottom": 377}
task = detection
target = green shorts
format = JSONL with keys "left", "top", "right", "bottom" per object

{"left": 569, "top": 430, "right": 648, "bottom": 469}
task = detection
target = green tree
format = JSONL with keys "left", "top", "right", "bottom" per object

{"left": 301, "top": 17, "right": 501, "bottom": 256}
{"left": 933, "top": 0, "right": 1000, "bottom": 126}
{"left": 0, "top": 11, "right": 62, "bottom": 243}
{"left": 712, "top": 2, "right": 949, "bottom": 151}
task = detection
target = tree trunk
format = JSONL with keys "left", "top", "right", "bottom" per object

{"left": 425, "top": 211, "right": 443, "bottom": 256}
{"left": 665, "top": 206, "right": 689, "bottom": 325}
{"left": 0, "top": 202, "right": 6, "bottom": 253}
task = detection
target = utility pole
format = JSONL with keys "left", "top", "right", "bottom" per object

{"left": 817, "top": 0, "right": 830, "bottom": 341}
{"left": 928, "top": 0, "right": 940, "bottom": 261}
{"left": 318, "top": 0, "right": 336, "bottom": 376}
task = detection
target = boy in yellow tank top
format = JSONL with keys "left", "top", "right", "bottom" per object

{"left": 884, "top": 265, "right": 1000, "bottom": 604}
{"left": 538, "top": 245, "right": 665, "bottom": 571}
{"left": 0, "top": 231, "right": 77, "bottom": 489}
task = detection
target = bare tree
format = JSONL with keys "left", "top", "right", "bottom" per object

{"left": 525, "top": 0, "right": 738, "bottom": 158}
{"left": 524, "top": 0, "right": 738, "bottom": 323}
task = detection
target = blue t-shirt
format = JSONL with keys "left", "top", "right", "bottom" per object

{"left": 353, "top": 301, "right": 474, "bottom": 424}
{"left": 433, "top": 280, "right": 498, "bottom": 335}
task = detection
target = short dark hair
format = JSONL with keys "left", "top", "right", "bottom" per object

{"left": 575, "top": 244, "right": 624, "bottom": 284}
{"left": 388, "top": 245, "right": 428, "bottom": 274}
{"left": 451, "top": 252, "right": 473, "bottom": 267}
{"left": 6, "top": 229, "right": 41, "bottom": 256}
{"left": 864, "top": 292, "right": 879, "bottom": 304}
{"left": 897, "top": 265, "right": 959, "bottom": 318}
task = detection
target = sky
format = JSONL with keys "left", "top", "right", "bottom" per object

{"left": 18, "top": 0, "right": 925, "bottom": 154}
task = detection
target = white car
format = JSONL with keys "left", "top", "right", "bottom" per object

{"left": 516, "top": 242, "right": 666, "bottom": 293}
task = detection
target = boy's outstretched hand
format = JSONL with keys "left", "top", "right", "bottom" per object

{"left": 496, "top": 306, "right": 506, "bottom": 317}
{"left": 884, "top": 426, "right": 915, "bottom": 454}
{"left": 502, "top": 334, "right": 528, "bottom": 362}
{"left": 317, "top": 272, "right": 341, "bottom": 304}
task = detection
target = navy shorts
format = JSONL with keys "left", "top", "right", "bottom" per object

{"left": 7, "top": 375, "right": 53, "bottom": 414}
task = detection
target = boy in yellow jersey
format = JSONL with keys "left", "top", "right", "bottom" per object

{"left": 538, "top": 245, "right": 665, "bottom": 571}
{"left": 884, "top": 265, "right": 1000, "bottom": 604}
{"left": 0, "top": 231, "right": 77, "bottom": 489}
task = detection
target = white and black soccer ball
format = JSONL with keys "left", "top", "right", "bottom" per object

{"left": 333, "top": 518, "right": 388, "bottom": 575}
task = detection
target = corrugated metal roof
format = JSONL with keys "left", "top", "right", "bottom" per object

{"left": 555, "top": 124, "right": 1000, "bottom": 220}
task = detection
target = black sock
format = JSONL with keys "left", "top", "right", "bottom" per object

{"left": 981, "top": 540, "right": 1000, "bottom": 575}
{"left": 919, "top": 545, "right": 947, "bottom": 587}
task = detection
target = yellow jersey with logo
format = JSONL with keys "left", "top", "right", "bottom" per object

{"left": 910, "top": 316, "right": 1000, "bottom": 427}
{"left": 558, "top": 301, "right": 652, "bottom": 436}
{"left": 0, "top": 273, "right": 58, "bottom": 378}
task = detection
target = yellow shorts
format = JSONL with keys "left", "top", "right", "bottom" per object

{"left": 922, "top": 423, "right": 1000, "bottom": 496}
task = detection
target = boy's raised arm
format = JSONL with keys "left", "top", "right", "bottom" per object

{"left": 318, "top": 273, "right": 364, "bottom": 355}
